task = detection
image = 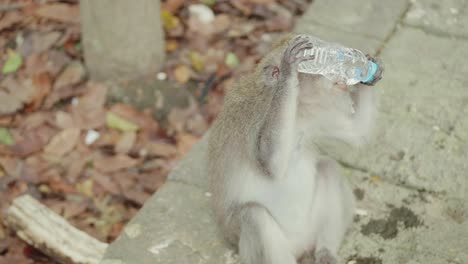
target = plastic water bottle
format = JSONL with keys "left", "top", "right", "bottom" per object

{"left": 297, "top": 36, "right": 379, "bottom": 85}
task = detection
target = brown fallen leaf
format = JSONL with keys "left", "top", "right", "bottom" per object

{"left": 186, "top": 113, "right": 209, "bottom": 136}
{"left": 92, "top": 130, "right": 120, "bottom": 148}
{"left": 25, "top": 73, "right": 52, "bottom": 111}
{"left": 0, "top": 239, "right": 10, "bottom": 255}
{"left": 138, "top": 172, "right": 167, "bottom": 192}
{"left": 231, "top": 0, "right": 253, "bottom": 16}
{"left": 35, "top": 3, "right": 80, "bottom": 24}
{"left": 205, "top": 90, "right": 224, "bottom": 122}
{"left": 163, "top": 0, "right": 185, "bottom": 13}
{"left": 45, "top": 50, "right": 72, "bottom": 76}
{"left": 0, "top": 157, "right": 40, "bottom": 182}
{"left": 213, "top": 14, "right": 232, "bottom": 34}
{"left": 93, "top": 154, "right": 140, "bottom": 173}
{"left": 251, "top": 0, "right": 276, "bottom": 3}
{"left": 110, "top": 171, "right": 135, "bottom": 193}
{"left": 167, "top": 98, "right": 201, "bottom": 133}
{"left": 90, "top": 169, "right": 120, "bottom": 195}
{"left": 115, "top": 131, "right": 136, "bottom": 154}
{"left": 64, "top": 150, "right": 92, "bottom": 182}
{"left": 0, "top": 255, "right": 34, "bottom": 264}
{"left": 0, "top": 77, "right": 36, "bottom": 115}
{"left": 109, "top": 104, "right": 159, "bottom": 131}
{"left": 227, "top": 21, "right": 256, "bottom": 37}
{"left": 19, "top": 111, "right": 52, "bottom": 130}
{"left": 33, "top": 31, "right": 62, "bottom": 53}
{"left": 54, "top": 111, "right": 76, "bottom": 129}
{"left": 20, "top": 31, "right": 62, "bottom": 57}
{"left": 53, "top": 200, "right": 88, "bottom": 219}
{"left": 44, "top": 128, "right": 80, "bottom": 157}
{"left": 0, "top": 11, "right": 22, "bottom": 32}
{"left": 187, "top": 16, "right": 216, "bottom": 38}
{"left": 9, "top": 125, "right": 57, "bottom": 157}
{"left": 142, "top": 141, "right": 178, "bottom": 158}
{"left": 166, "top": 39, "right": 179, "bottom": 52}
{"left": 0, "top": 116, "right": 13, "bottom": 126}
{"left": 53, "top": 61, "right": 86, "bottom": 90}
{"left": 24, "top": 155, "right": 50, "bottom": 182}
{"left": 24, "top": 51, "right": 67, "bottom": 77}
{"left": 140, "top": 158, "right": 167, "bottom": 172}
{"left": 63, "top": 37, "right": 82, "bottom": 58}
{"left": 123, "top": 189, "right": 149, "bottom": 206}
{"left": 71, "top": 82, "right": 107, "bottom": 129}
{"left": 176, "top": 133, "right": 200, "bottom": 155}
{"left": 174, "top": 65, "right": 192, "bottom": 84}
{"left": 0, "top": 157, "right": 19, "bottom": 178}
{"left": 43, "top": 83, "right": 87, "bottom": 109}
{"left": 48, "top": 177, "right": 77, "bottom": 194}
{"left": 76, "top": 178, "right": 94, "bottom": 197}
{"left": 265, "top": 14, "right": 293, "bottom": 32}
{"left": 24, "top": 53, "right": 46, "bottom": 76}
{"left": 108, "top": 222, "right": 125, "bottom": 241}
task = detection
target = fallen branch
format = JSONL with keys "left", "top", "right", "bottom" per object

{"left": 4, "top": 195, "right": 108, "bottom": 264}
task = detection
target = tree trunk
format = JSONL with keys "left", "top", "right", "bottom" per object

{"left": 80, "top": 0, "right": 165, "bottom": 82}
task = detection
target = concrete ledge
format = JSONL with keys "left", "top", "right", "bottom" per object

{"left": 100, "top": 135, "right": 240, "bottom": 264}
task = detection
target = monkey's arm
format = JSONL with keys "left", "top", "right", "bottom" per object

{"left": 328, "top": 56, "right": 382, "bottom": 145}
{"left": 256, "top": 36, "right": 313, "bottom": 178}
{"left": 346, "top": 55, "right": 383, "bottom": 144}
{"left": 348, "top": 85, "right": 377, "bottom": 144}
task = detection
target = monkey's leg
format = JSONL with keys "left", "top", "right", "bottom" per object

{"left": 313, "top": 159, "right": 356, "bottom": 264}
{"left": 239, "top": 202, "right": 297, "bottom": 264}
{"left": 257, "top": 35, "right": 314, "bottom": 178}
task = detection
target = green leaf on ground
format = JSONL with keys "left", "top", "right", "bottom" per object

{"left": 2, "top": 50, "right": 23, "bottom": 74}
{"left": 0, "top": 128, "right": 14, "bottom": 145}
{"left": 161, "top": 10, "right": 180, "bottom": 30}
{"left": 106, "top": 112, "right": 139, "bottom": 132}
{"left": 190, "top": 51, "right": 205, "bottom": 72}
{"left": 225, "top": 52, "right": 239, "bottom": 69}
{"left": 201, "top": 0, "right": 217, "bottom": 6}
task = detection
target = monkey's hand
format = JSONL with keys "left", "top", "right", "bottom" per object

{"left": 264, "top": 35, "right": 315, "bottom": 84}
{"left": 361, "top": 54, "right": 384, "bottom": 86}
{"left": 280, "top": 35, "right": 315, "bottom": 79}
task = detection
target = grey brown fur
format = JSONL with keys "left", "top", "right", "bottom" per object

{"left": 208, "top": 35, "right": 382, "bottom": 264}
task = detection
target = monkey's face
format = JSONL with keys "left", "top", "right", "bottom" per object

{"left": 297, "top": 73, "right": 354, "bottom": 128}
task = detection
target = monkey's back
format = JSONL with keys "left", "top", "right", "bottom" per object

{"left": 207, "top": 72, "right": 275, "bottom": 240}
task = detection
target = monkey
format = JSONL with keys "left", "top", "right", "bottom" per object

{"left": 208, "top": 35, "right": 383, "bottom": 264}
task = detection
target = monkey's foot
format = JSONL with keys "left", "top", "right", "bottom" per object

{"left": 315, "top": 248, "right": 338, "bottom": 264}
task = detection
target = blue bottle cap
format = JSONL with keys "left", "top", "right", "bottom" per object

{"left": 362, "top": 61, "right": 379, "bottom": 83}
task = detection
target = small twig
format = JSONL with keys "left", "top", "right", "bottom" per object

{"left": 198, "top": 74, "right": 217, "bottom": 104}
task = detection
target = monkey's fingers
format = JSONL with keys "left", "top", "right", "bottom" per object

{"left": 281, "top": 35, "right": 315, "bottom": 74}
{"left": 288, "top": 35, "right": 310, "bottom": 55}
